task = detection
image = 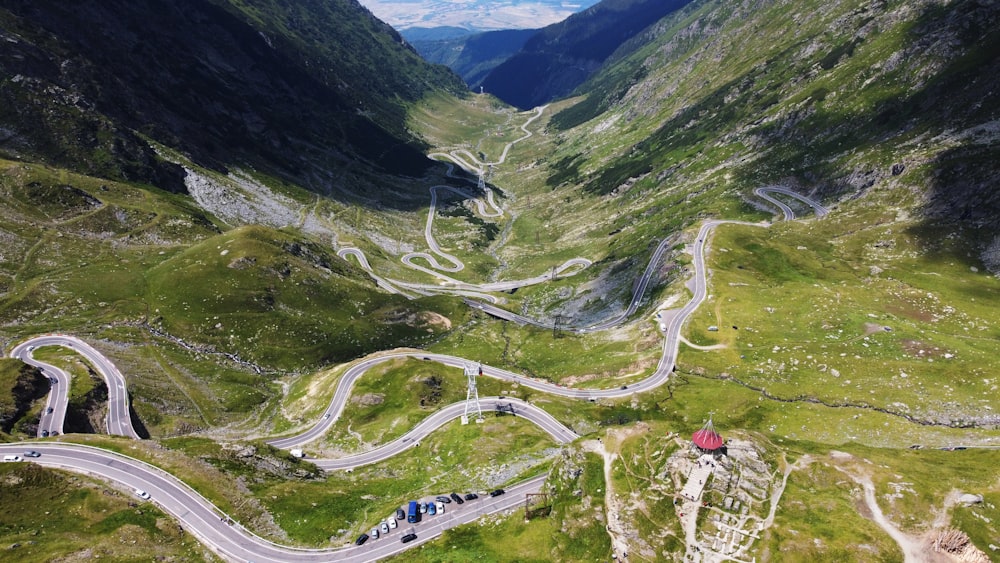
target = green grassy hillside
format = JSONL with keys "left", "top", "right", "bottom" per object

{"left": 0, "top": 159, "right": 464, "bottom": 434}
{"left": 144, "top": 225, "right": 455, "bottom": 370}
{"left": 0, "top": 462, "right": 214, "bottom": 561}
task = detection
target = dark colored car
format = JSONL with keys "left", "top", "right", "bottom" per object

{"left": 435, "top": 495, "right": 451, "bottom": 504}
{"left": 490, "top": 489, "right": 505, "bottom": 497}
{"left": 401, "top": 533, "right": 417, "bottom": 544}
{"left": 41, "top": 430, "right": 49, "bottom": 437}
{"left": 464, "top": 493, "right": 479, "bottom": 501}
{"left": 396, "top": 508, "right": 405, "bottom": 520}
{"left": 355, "top": 533, "right": 369, "bottom": 546}
{"left": 46, "top": 407, "right": 53, "bottom": 414}
{"left": 450, "top": 493, "right": 464, "bottom": 504}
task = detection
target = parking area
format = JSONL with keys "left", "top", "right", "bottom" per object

{"left": 357, "top": 489, "right": 503, "bottom": 547}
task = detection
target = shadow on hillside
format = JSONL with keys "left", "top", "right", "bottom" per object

{"left": 0, "top": 0, "right": 452, "bottom": 213}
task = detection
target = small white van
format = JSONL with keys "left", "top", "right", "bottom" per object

{"left": 3, "top": 455, "right": 22, "bottom": 462}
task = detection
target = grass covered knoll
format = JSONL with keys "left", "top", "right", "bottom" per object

{"left": 0, "top": 462, "right": 215, "bottom": 561}
{"left": 144, "top": 224, "right": 460, "bottom": 371}
{"left": 322, "top": 357, "right": 476, "bottom": 450}
{"left": 0, "top": 159, "right": 471, "bottom": 433}
{"left": 432, "top": 311, "right": 662, "bottom": 388}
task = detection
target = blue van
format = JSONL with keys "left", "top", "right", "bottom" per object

{"left": 407, "top": 501, "right": 420, "bottom": 523}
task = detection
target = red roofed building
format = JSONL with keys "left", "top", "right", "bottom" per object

{"left": 692, "top": 417, "right": 724, "bottom": 452}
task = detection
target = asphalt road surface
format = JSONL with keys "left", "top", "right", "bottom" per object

{"left": 2, "top": 185, "right": 830, "bottom": 561}
{"left": 274, "top": 396, "right": 578, "bottom": 471}
{"left": 10, "top": 335, "right": 139, "bottom": 439}
{"left": 0, "top": 442, "right": 543, "bottom": 563}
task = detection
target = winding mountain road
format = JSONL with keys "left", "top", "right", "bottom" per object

{"left": 461, "top": 185, "right": 825, "bottom": 332}
{"left": 340, "top": 105, "right": 594, "bottom": 300}
{"left": 0, "top": 441, "right": 545, "bottom": 563}
{"left": 10, "top": 335, "right": 139, "bottom": 439}
{"left": 3, "top": 95, "right": 831, "bottom": 563}
{"left": 754, "top": 185, "right": 830, "bottom": 220}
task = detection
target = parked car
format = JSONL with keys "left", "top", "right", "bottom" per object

{"left": 370, "top": 527, "right": 379, "bottom": 539}
{"left": 435, "top": 501, "right": 445, "bottom": 514}
{"left": 401, "top": 532, "right": 417, "bottom": 543}
{"left": 427, "top": 502, "right": 436, "bottom": 516}
{"left": 355, "top": 533, "right": 369, "bottom": 546}
{"left": 450, "top": 492, "right": 464, "bottom": 504}
{"left": 419, "top": 502, "right": 428, "bottom": 514}
{"left": 23, "top": 451, "right": 40, "bottom": 458}
{"left": 387, "top": 518, "right": 397, "bottom": 529}
{"left": 135, "top": 489, "right": 151, "bottom": 500}
{"left": 490, "top": 489, "right": 505, "bottom": 497}
{"left": 436, "top": 495, "right": 451, "bottom": 504}
{"left": 380, "top": 522, "right": 389, "bottom": 535}
{"left": 396, "top": 508, "right": 406, "bottom": 520}
{"left": 41, "top": 430, "right": 49, "bottom": 437}
{"left": 464, "top": 493, "right": 479, "bottom": 501}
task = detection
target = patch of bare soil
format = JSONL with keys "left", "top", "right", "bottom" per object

{"left": 382, "top": 310, "right": 452, "bottom": 331}
{"left": 418, "top": 311, "right": 452, "bottom": 330}
{"left": 831, "top": 453, "right": 974, "bottom": 563}
{"left": 863, "top": 322, "right": 886, "bottom": 335}
{"left": 900, "top": 339, "right": 949, "bottom": 358}
{"left": 582, "top": 423, "right": 653, "bottom": 560}
{"left": 350, "top": 393, "right": 384, "bottom": 406}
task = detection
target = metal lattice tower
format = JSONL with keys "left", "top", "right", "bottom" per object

{"left": 462, "top": 362, "right": 484, "bottom": 424}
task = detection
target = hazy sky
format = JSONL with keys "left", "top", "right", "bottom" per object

{"left": 358, "top": 0, "right": 600, "bottom": 31}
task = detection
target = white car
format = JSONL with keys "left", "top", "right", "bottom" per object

{"left": 436, "top": 501, "right": 445, "bottom": 514}
{"left": 387, "top": 518, "right": 397, "bottom": 529}
{"left": 380, "top": 522, "right": 389, "bottom": 535}
{"left": 135, "top": 489, "right": 151, "bottom": 500}
{"left": 370, "top": 527, "right": 379, "bottom": 539}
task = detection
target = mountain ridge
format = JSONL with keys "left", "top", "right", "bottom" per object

{"left": 479, "top": 0, "right": 693, "bottom": 108}
{"left": 0, "top": 0, "right": 465, "bottom": 201}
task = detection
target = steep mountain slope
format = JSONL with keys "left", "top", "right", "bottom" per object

{"left": 479, "top": 0, "right": 694, "bottom": 109}
{"left": 0, "top": 0, "right": 464, "bottom": 201}
{"left": 546, "top": 0, "right": 999, "bottom": 228}
{"left": 408, "top": 28, "right": 537, "bottom": 89}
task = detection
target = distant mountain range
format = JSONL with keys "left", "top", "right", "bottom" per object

{"left": 418, "top": 0, "right": 694, "bottom": 108}
{"left": 405, "top": 28, "right": 538, "bottom": 89}
{"left": 359, "top": 0, "right": 601, "bottom": 32}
